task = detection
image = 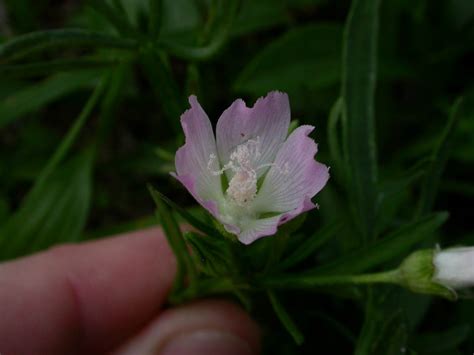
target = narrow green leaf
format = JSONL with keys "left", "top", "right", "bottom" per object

{"left": 148, "top": 185, "right": 197, "bottom": 290}
{"left": 267, "top": 290, "right": 305, "bottom": 345}
{"left": 0, "top": 70, "right": 101, "bottom": 128}
{"left": 0, "top": 151, "right": 94, "bottom": 259}
{"left": 0, "top": 58, "right": 120, "bottom": 77}
{"left": 355, "top": 289, "right": 408, "bottom": 355}
{"left": 0, "top": 29, "right": 137, "bottom": 63}
{"left": 94, "top": 63, "right": 129, "bottom": 150}
{"left": 149, "top": 0, "right": 164, "bottom": 38}
{"left": 0, "top": 77, "right": 107, "bottom": 258}
{"left": 411, "top": 324, "right": 470, "bottom": 353}
{"left": 327, "top": 97, "right": 345, "bottom": 181}
{"left": 415, "top": 97, "right": 464, "bottom": 218}
{"left": 159, "top": 0, "right": 239, "bottom": 61}
{"left": 306, "top": 212, "right": 448, "bottom": 276}
{"left": 147, "top": 188, "right": 220, "bottom": 238}
{"left": 139, "top": 47, "right": 183, "bottom": 134}
{"left": 375, "top": 160, "right": 428, "bottom": 234}
{"left": 341, "top": 0, "right": 381, "bottom": 241}
{"left": 184, "top": 231, "right": 235, "bottom": 277}
{"left": 277, "top": 222, "right": 344, "bottom": 271}
{"left": 87, "top": 1, "right": 137, "bottom": 37}
{"left": 35, "top": 76, "right": 108, "bottom": 188}
{"left": 234, "top": 23, "right": 342, "bottom": 96}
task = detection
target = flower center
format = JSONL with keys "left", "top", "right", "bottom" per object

{"left": 208, "top": 137, "right": 289, "bottom": 208}
{"left": 208, "top": 138, "right": 261, "bottom": 207}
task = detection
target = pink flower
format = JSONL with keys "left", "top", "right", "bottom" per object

{"left": 173, "top": 91, "right": 329, "bottom": 245}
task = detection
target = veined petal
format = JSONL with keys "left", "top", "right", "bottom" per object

{"left": 174, "top": 96, "right": 224, "bottom": 211}
{"left": 216, "top": 91, "right": 290, "bottom": 180}
{"left": 233, "top": 215, "right": 281, "bottom": 245}
{"left": 230, "top": 196, "right": 316, "bottom": 245}
{"left": 252, "top": 125, "right": 329, "bottom": 214}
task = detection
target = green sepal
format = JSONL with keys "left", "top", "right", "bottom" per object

{"left": 398, "top": 249, "right": 457, "bottom": 301}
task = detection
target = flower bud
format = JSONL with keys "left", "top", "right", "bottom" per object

{"left": 398, "top": 249, "right": 456, "bottom": 300}
{"left": 433, "top": 246, "right": 474, "bottom": 290}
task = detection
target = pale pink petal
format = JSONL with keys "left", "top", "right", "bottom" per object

{"left": 234, "top": 196, "right": 316, "bottom": 245}
{"left": 251, "top": 125, "right": 329, "bottom": 214}
{"left": 174, "top": 96, "right": 224, "bottom": 212}
{"left": 216, "top": 91, "right": 290, "bottom": 180}
{"left": 233, "top": 215, "right": 281, "bottom": 245}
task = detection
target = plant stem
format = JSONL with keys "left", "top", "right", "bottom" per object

{"left": 260, "top": 269, "right": 401, "bottom": 289}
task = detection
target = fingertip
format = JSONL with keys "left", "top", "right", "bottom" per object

{"left": 114, "top": 299, "right": 261, "bottom": 355}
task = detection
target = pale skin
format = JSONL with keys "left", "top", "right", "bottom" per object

{"left": 0, "top": 228, "right": 260, "bottom": 355}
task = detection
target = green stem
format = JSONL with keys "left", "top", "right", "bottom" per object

{"left": 260, "top": 269, "right": 401, "bottom": 289}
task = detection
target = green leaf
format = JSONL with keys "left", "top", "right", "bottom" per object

{"left": 410, "top": 324, "right": 470, "bottom": 353}
{"left": 375, "top": 161, "right": 428, "bottom": 234}
{"left": 34, "top": 76, "right": 108, "bottom": 187}
{"left": 146, "top": 187, "right": 220, "bottom": 238}
{"left": 139, "top": 47, "right": 184, "bottom": 133}
{"left": 159, "top": 0, "right": 239, "bottom": 61}
{"left": 0, "top": 76, "right": 107, "bottom": 259}
{"left": 184, "top": 231, "right": 235, "bottom": 277}
{"left": 341, "top": 0, "right": 381, "bottom": 242}
{"left": 307, "top": 212, "right": 448, "bottom": 276}
{"left": 87, "top": 1, "right": 137, "bottom": 36}
{"left": 267, "top": 290, "right": 305, "bottom": 345}
{"left": 159, "top": 0, "right": 202, "bottom": 37}
{"left": 327, "top": 97, "right": 346, "bottom": 184}
{"left": 0, "top": 58, "right": 119, "bottom": 78}
{"left": 0, "top": 70, "right": 100, "bottom": 128}
{"left": 231, "top": 0, "right": 289, "bottom": 36}
{"left": 277, "top": 222, "right": 344, "bottom": 271}
{"left": 0, "top": 151, "right": 94, "bottom": 259}
{"left": 415, "top": 97, "right": 464, "bottom": 218}
{"left": 148, "top": 185, "right": 197, "bottom": 294}
{"left": 148, "top": 0, "right": 164, "bottom": 38}
{"left": 234, "top": 23, "right": 343, "bottom": 96}
{"left": 0, "top": 29, "right": 137, "bottom": 63}
{"left": 355, "top": 288, "right": 408, "bottom": 355}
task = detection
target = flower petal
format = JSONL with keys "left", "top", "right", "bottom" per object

{"left": 251, "top": 125, "right": 329, "bottom": 214}
{"left": 216, "top": 91, "right": 290, "bottom": 180}
{"left": 174, "top": 96, "right": 224, "bottom": 211}
{"left": 434, "top": 247, "right": 474, "bottom": 289}
{"left": 233, "top": 215, "right": 281, "bottom": 245}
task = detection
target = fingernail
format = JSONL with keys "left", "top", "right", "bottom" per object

{"left": 160, "top": 330, "right": 254, "bottom": 355}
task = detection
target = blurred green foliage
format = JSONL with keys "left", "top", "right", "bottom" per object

{"left": 0, "top": 0, "right": 473, "bottom": 353}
